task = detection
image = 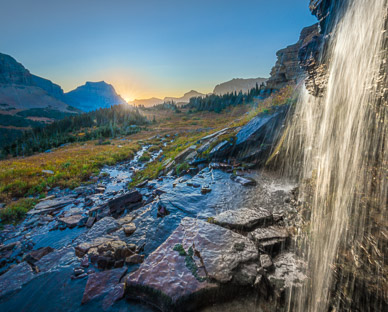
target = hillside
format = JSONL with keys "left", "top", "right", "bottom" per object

{"left": 213, "top": 77, "right": 267, "bottom": 95}
{"left": 0, "top": 52, "right": 79, "bottom": 147}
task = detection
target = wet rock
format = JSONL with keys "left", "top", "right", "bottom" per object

{"left": 213, "top": 207, "right": 272, "bottom": 231}
{"left": 82, "top": 267, "right": 127, "bottom": 304}
{"left": 102, "top": 283, "right": 125, "bottom": 310}
{"left": 157, "top": 201, "right": 169, "bottom": 218}
{"left": 125, "top": 254, "right": 144, "bottom": 264}
{"left": 135, "top": 180, "right": 148, "bottom": 188}
{"left": 248, "top": 225, "right": 289, "bottom": 255}
{"left": 201, "top": 187, "right": 212, "bottom": 194}
{"left": 209, "top": 162, "right": 233, "bottom": 171}
{"left": 78, "top": 238, "right": 134, "bottom": 269}
{"left": 85, "top": 216, "right": 96, "bottom": 228}
{"left": 81, "top": 255, "right": 89, "bottom": 268}
{"left": 58, "top": 214, "right": 85, "bottom": 228}
{"left": 106, "top": 190, "right": 142, "bottom": 217}
{"left": 117, "top": 214, "right": 134, "bottom": 225}
{"left": 38, "top": 195, "right": 55, "bottom": 202}
{"left": 23, "top": 246, "right": 54, "bottom": 265}
{"left": 260, "top": 254, "right": 274, "bottom": 272}
{"left": 74, "top": 268, "right": 85, "bottom": 276}
{"left": 34, "top": 247, "right": 75, "bottom": 273}
{"left": 0, "top": 262, "right": 35, "bottom": 297}
{"left": 234, "top": 106, "right": 288, "bottom": 163}
{"left": 208, "top": 140, "right": 233, "bottom": 159}
{"left": 174, "top": 145, "right": 197, "bottom": 163}
{"left": 122, "top": 223, "right": 136, "bottom": 236}
{"left": 74, "top": 217, "right": 120, "bottom": 246}
{"left": 126, "top": 218, "right": 259, "bottom": 311}
{"left": 27, "top": 196, "right": 76, "bottom": 215}
{"left": 95, "top": 187, "right": 106, "bottom": 193}
{"left": 153, "top": 188, "right": 166, "bottom": 196}
{"left": 231, "top": 175, "right": 257, "bottom": 186}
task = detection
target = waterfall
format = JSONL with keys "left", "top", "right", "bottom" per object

{"left": 284, "top": 0, "right": 387, "bottom": 310}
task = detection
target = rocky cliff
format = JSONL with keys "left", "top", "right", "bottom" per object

{"left": 65, "top": 81, "right": 126, "bottom": 112}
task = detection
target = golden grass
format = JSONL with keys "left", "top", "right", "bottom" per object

{"left": 0, "top": 139, "right": 141, "bottom": 201}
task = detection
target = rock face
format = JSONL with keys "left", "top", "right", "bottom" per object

{"left": 266, "top": 24, "right": 320, "bottom": 91}
{"left": 65, "top": 81, "right": 126, "bottom": 112}
{"left": 232, "top": 105, "right": 289, "bottom": 162}
{"left": 126, "top": 217, "right": 260, "bottom": 311}
{"left": 164, "top": 90, "right": 205, "bottom": 105}
{"left": 213, "top": 77, "right": 267, "bottom": 95}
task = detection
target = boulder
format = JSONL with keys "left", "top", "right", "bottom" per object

{"left": 174, "top": 145, "right": 196, "bottom": 164}
{"left": 82, "top": 267, "right": 127, "bottom": 304}
{"left": 213, "top": 207, "right": 273, "bottom": 231}
{"left": 122, "top": 223, "right": 136, "bottom": 236}
{"left": 0, "top": 262, "right": 35, "bottom": 297}
{"left": 126, "top": 217, "right": 259, "bottom": 311}
{"left": 231, "top": 175, "right": 257, "bottom": 186}
{"left": 23, "top": 246, "right": 54, "bottom": 265}
{"left": 208, "top": 140, "right": 233, "bottom": 159}
{"left": 74, "top": 217, "right": 120, "bottom": 246}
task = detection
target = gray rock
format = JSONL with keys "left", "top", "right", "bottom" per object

{"left": 74, "top": 217, "right": 120, "bottom": 246}
{"left": 27, "top": 196, "right": 75, "bottom": 215}
{"left": 0, "top": 262, "right": 35, "bottom": 297}
{"left": 213, "top": 207, "right": 272, "bottom": 231}
{"left": 58, "top": 214, "right": 85, "bottom": 228}
{"left": 122, "top": 223, "right": 136, "bottom": 236}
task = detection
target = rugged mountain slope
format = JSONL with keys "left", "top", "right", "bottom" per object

{"left": 131, "top": 97, "right": 164, "bottom": 107}
{"left": 65, "top": 81, "right": 126, "bottom": 112}
{"left": 213, "top": 77, "right": 267, "bottom": 95}
{"left": 164, "top": 90, "right": 205, "bottom": 105}
{"left": 0, "top": 52, "right": 78, "bottom": 147}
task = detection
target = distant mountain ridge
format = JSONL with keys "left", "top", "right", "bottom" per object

{"left": 213, "top": 77, "right": 267, "bottom": 95}
{"left": 65, "top": 81, "right": 126, "bottom": 112}
{"left": 0, "top": 52, "right": 79, "bottom": 147}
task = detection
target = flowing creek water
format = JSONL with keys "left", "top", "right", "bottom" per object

{"left": 0, "top": 135, "right": 298, "bottom": 311}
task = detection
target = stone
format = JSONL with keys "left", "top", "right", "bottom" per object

{"left": 38, "top": 195, "right": 55, "bottom": 202}
{"left": 27, "top": 196, "right": 75, "bottom": 215}
{"left": 201, "top": 187, "right": 212, "bottom": 194}
{"left": 213, "top": 207, "right": 273, "bottom": 231}
{"left": 123, "top": 223, "right": 136, "bottom": 236}
{"left": 260, "top": 254, "right": 274, "bottom": 272}
{"left": 106, "top": 190, "right": 142, "bottom": 216}
{"left": 157, "top": 201, "right": 169, "bottom": 218}
{"left": 0, "top": 262, "right": 35, "bottom": 297}
{"left": 102, "top": 283, "right": 125, "bottom": 310}
{"left": 135, "top": 180, "right": 148, "bottom": 188}
{"left": 58, "top": 214, "right": 84, "bottom": 228}
{"left": 74, "top": 217, "right": 120, "bottom": 246}
{"left": 231, "top": 175, "right": 257, "bottom": 186}
{"left": 82, "top": 267, "right": 127, "bottom": 304}
{"left": 74, "top": 268, "right": 85, "bottom": 276}
{"left": 42, "top": 169, "right": 54, "bottom": 175}
{"left": 81, "top": 255, "right": 89, "bottom": 268}
{"left": 85, "top": 216, "right": 96, "bottom": 228}
{"left": 174, "top": 145, "right": 197, "bottom": 163}
{"left": 248, "top": 225, "right": 289, "bottom": 255}
{"left": 208, "top": 140, "right": 233, "bottom": 159}
{"left": 117, "top": 214, "right": 134, "bottom": 225}
{"left": 23, "top": 246, "right": 54, "bottom": 264}
{"left": 126, "top": 217, "right": 259, "bottom": 311}
{"left": 125, "top": 254, "right": 144, "bottom": 264}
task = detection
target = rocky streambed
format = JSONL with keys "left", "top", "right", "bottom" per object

{"left": 0, "top": 109, "right": 305, "bottom": 312}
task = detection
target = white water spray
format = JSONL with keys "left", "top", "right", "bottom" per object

{"left": 284, "top": 0, "right": 387, "bottom": 310}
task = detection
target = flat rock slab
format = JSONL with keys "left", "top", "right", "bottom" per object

{"left": 58, "top": 214, "right": 85, "bottom": 228}
{"left": 82, "top": 267, "right": 127, "bottom": 304}
{"left": 0, "top": 262, "right": 35, "bottom": 297}
{"left": 126, "top": 217, "right": 259, "bottom": 311}
{"left": 74, "top": 217, "right": 120, "bottom": 246}
{"left": 248, "top": 225, "right": 289, "bottom": 255}
{"left": 27, "top": 196, "right": 75, "bottom": 215}
{"left": 213, "top": 207, "right": 272, "bottom": 231}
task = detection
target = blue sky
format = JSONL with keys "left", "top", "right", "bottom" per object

{"left": 0, "top": 0, "right": 317, "bottom": 100}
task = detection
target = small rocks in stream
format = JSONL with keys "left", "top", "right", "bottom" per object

{"left": 74, "top": 268, "right": 85, "bottom": 276}
{"left": 157, "top": 201, "right": 170, "bottom": 218}
{"left": 81, "top": 255, "right": 89, "bottom": 268}
{"left": 231, "top": 175, "right": 257, "bottom": 186}
{"left": 201, "top": 187, "right": 212, "bottom": 194}
{"left": 122, "top": 223, "right": 136, "bottom": 236}
{"left": 85, "top": 216, "right": 96, "bottom": 228}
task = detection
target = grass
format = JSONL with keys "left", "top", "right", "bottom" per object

{"left": 0, "top": 139, "right": 141, "bottom": 202}
{"left": 0, "top": 198, "right": 37, "bottom": 225}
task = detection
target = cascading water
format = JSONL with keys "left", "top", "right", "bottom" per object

{"left": 283, "top": 0, "right": 387, "bottom": 311}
